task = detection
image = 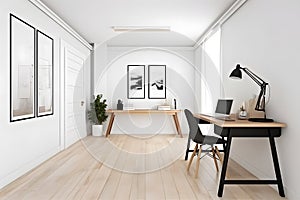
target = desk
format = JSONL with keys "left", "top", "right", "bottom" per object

{"left": 105, "top": 109, "right": 182, "bottom": 137}
{"left": 194, "top": 114, "right": 286, "bottom": 197}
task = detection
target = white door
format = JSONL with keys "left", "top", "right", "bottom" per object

{"left": 60, "top": 41, "right": 86, "bottom": 149}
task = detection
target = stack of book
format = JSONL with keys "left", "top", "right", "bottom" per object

{"left": 157, "top": 105, "right": 171, "bottom": 110}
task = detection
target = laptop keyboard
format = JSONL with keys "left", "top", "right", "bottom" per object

{"left": 214, "top": 116, "right": 235, "bottom": 121}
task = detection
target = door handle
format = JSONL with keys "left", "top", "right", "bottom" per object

{"left": 81, "top": 101, "right": 85, "bottom": 106}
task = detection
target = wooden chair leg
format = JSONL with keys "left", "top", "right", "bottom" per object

{"left": 195, "top": 145, "right": 202, "bottom": 178}
{"left": 187, "top": 144, "right": 198, "bottom": 172}
{"left": 215, "top": 146, "right": 223, "bottom": 164}
{"left": 212, "top": 146, "right": 219, "bottom": 172}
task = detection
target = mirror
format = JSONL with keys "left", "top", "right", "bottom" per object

{"left": 10, "top": 14, "right": 35, "bottom": 121}
{"left": 37, "top": 30, "right": 53, "bottom": 116}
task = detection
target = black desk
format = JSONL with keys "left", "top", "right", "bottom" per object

{"left": 193, "top": 114, "right": 286, "bottom": 197}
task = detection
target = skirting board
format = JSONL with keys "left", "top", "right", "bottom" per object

{"left": 0, "top": 146, "right": 60, "bottom": 189}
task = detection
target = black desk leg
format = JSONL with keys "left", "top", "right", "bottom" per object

{"left": 218, "top": 131, "right": 232, "bottom": 197}
{"left": 185, "top": 137, "right": 191, "bottom": 160}
{"left": 269, "top": 135, "right": 285, "bottom": 197}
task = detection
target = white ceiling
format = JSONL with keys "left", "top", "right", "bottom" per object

{"left": 41, "top": 0, "right": 237, "bottom": 46}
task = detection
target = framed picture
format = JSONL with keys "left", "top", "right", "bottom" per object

{"left": 37, "top": 30, "right": 54, "bottom": 117}
{"left": 148, "top": 65, "right": 166, "bottom": 99}
{"left": 127, "top": 65, "right": 145, "bottom": 99}
{"left": 10, "top": 14, "right": 36, "bottom": 122}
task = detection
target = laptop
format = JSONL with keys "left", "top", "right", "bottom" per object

{"left": 202, "top": 99, "right": 235, "bottom": 121}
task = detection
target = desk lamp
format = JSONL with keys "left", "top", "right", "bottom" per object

{"left": 229, "top": 64, "right": 273, "bottom": 122}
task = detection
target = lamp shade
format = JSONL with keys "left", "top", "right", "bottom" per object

{"left": 229, "top": 64, "right": 242, "bottom": 79}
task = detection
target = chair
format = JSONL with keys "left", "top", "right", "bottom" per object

{"left": 184, "top": 109, "right": 226, "bottom": 178}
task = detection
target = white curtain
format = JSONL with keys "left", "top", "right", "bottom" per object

{"left": 200, "top": 28, "right": 222, "bottom": 113}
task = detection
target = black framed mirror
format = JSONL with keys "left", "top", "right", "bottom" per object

{"left": 10, "top": 14, "right": 36, "bottom": 122}
{"left": 37, "top": 30, "right": 54, "bottom": 117}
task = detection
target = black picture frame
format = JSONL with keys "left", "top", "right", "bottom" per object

{"left": 36, "top": 30, "right": 54, "bottom": 117}
{"left": 148, "top": 65, "right": 166, "bottom": 99}
{"left": 10, "top": 14, "right": 36, "bottom": 122}
{"left": 127, "top": 65, "right": 145, "bottom": 99}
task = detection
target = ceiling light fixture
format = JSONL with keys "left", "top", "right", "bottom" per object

{"left": 112, "top": 26, "right": 171, "bottom": 32}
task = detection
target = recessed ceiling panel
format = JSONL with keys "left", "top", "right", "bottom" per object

{"left": 41, "top": 0, "right": 237, "bottom": 46}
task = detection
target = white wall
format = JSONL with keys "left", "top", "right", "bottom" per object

{"left": 221, "top": 0, "right": 300, "bottom": 199}
{"left": 0, "top": 0, "right": 90, "bottom": 189}
{"left": 94, "top": 46, "right": 195, "bottom": 134}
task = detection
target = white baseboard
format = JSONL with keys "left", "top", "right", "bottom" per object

{"left": 0, "top": 146, "right": 60, "bottom": 189}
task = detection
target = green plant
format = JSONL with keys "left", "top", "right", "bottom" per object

{"left": 240, "top": 105, "right": 246, "bottom": 111}
{"left": 88, "top": 94, "right": 108, "bottom": 125}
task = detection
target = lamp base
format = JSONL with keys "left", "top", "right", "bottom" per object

{"left": 248, "top": 118, "right": 274, "bottom": 122}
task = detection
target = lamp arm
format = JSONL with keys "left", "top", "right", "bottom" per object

{"left": 242, "top": 67, "right": 266, "bottom": 86}
{"left": 255, "top": 86, "right": 266, "bottom": 111}
{"left": 241, "top": 67, "right": 269, "bottom": 112}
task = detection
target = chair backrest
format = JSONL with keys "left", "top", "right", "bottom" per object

{"left": 184, "top": 109, "right": 204, "bottom": 142}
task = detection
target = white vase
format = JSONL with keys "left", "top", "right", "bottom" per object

{"left": 239, "top": 110, "right": 248, "bottom": 119}
{"left": 92, "top": 125, "right": 103, "bottom": 136}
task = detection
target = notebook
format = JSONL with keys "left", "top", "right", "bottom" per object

{"left": 202, "top": 99, "right": 235, "bottom": 121}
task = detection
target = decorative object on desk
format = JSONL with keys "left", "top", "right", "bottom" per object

{"left": 10, "top": 14, "right": 36, "bottom": 122}
{"left": 117, "top": 99, "right": 123, "bottom": 110}
{"left": 229, "top": 64, "right": 273, "bottom": 122}
{"left": 88, "top": 94, "right": 108, "bottom": 136}
{"left": 158, "top": 99, "right": 171, "bottom": 110}
{"left": 148, "top": 65, "right": 166, "bottom": 99}
{"left": 173, "top": 98, "right": 177, "bottom": 109}
{"left": 37, "top": 30, "right": 54, "bottom": 117}
{"left": 238, "top": 103, "right": 248, "bottom": 119}
{"left": 248, "top": 95, "right": 264, "bottom": 119}
{"left": 127, "top": 65, "right": 145, "bottom": 99}
{"left": 123, "top": 103, "right": 134, "bottom": 110}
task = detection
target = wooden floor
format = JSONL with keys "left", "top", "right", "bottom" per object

{"left": 0, "top": 134, "right": 285, "bottom": 200}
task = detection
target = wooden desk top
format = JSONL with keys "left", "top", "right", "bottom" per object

{"left": 107, "top": 109, "right": 181, "bottom": 114}
{"left": 194, "top": 113, "right": 286, "bottom": 128}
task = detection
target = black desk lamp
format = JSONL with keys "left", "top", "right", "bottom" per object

{"left": 229, "top": 64, "right": 273, "bottom": 122}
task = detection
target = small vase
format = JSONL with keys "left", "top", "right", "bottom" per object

{"left": 239, "top": 110, "right": 248, "bottom": 119}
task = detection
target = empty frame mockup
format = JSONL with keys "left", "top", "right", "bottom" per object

{"left": 37, "top": 30, "right": 54, "bottom": 117}
{"left": 10, "top": 14, "right": 36, "bottom": 121}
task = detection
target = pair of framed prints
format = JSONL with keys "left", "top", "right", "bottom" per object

{"left": 127, "top": 65, "right": 166, "bottom": 99}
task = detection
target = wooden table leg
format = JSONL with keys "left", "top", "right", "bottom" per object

{"left": 105, "top": 113, "right": 115, "bottom": 137}
{"left": 173, "top": 113, "right": 183, "bottom": 138}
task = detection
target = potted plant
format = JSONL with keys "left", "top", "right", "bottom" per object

{"left": 88, "top": 94, "right": 108, "bottom": 136}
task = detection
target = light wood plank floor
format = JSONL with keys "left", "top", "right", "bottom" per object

{"left": 0, "top": 134, "right": 285, "bottom": 200}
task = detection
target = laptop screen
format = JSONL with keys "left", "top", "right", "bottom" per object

{"left": 215, "top": 99, "right": 233, "bottom": 115}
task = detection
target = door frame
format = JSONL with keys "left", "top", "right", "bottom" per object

{"left": 59, "top": 39, "right": 86, "bottom": 150}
